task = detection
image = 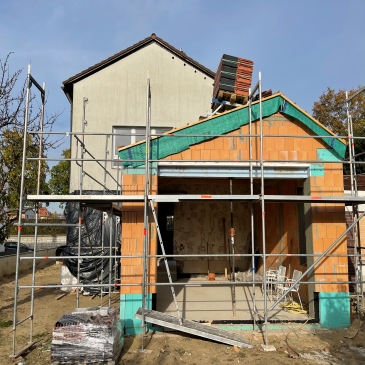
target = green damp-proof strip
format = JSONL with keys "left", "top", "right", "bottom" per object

{"left": 119, "top": 96, "right": 347, "bottom": 168}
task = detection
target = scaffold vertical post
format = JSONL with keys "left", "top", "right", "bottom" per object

{"left": 259, "top": 72, "right": 268, "bottom": 346}
{"left": 12, "top": 64, "right": 32, "bottom": 355}
{"left": 29, "top": 81, "right": 45, "bottom": 343}
{"left": 141, "top": 74, "right": 151, "bottom": 350}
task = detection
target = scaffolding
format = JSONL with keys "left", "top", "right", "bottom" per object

{"left": 10, "top": 66, "right": 365, "bottom": 358}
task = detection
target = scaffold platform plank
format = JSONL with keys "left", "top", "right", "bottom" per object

{"left": 26, "top": 195, "right": 144, "bottom": 202}
{"left": 27, "top": 194, "right": 365, "bottom": 204}
{"left": 135, "top": 308, "right": 252, "bottom": 348}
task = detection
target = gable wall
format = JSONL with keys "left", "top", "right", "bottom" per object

{"left": 163, "top": 112, "right": 348, "bottom": 293}
{"left": 70, "top": 42, "right": 214, "bottom": 191}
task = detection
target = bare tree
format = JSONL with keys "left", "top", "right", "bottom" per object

{"left": 0, "top": 53, "right": 62, "bottom": 241}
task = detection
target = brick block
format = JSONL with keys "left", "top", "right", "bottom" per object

{"left": 201, "top": 149, "right": 211, "bottom": 161}
{"left": 181, "top": 149, "right": 192, "bottom": 160}
{"left": 122, "top": 174, "right": 133, "bottom": 185}
{"left": 284, "top": 138, "right": 294, "bottom": 151}
{"left": 204, "top": 139, "right": 215, "bottom": 150}
{"left": 269, "top": 150, "right": 279, "bottom": 161}
{"left": 307, "top": 150, "right": 316, "bottom": 161}
{"left": 265, "top": 137, "right": 275, "bottom": 150}
{"left": 191, "top": 149, "right": 201, "bottom": 160}
{"left": 230, "top": 150, "right": 240, "bottom": 161}
{"left": 288, "top": 151, "right": 298, "bottom": 161}
{"left": 327, "top": 225, "right": 337, "bottom": 239}
{"left": 278, "top": 151, "right": 288, "bottom": 160}
{"left": 220, "top": 149, "right": 230, "bottom": 161}
{"left": 279, "top": 125, "right": 289, "bottom": 136}
{"left": 214, "top": 138, "right": 224, "bottom": 150}
{"left": 293, "top": 138, "right": 303, "bottom": 151}
{"left": 297, "top": 151, "right": 307, "bottom": 161}
{"left": 130, "top": 285, "right": 142, "bottom": 294}
{"left": 288, "top": 125, "right": 298, "bottom": 136}
{"left": 210, "top": 149, "right": 221, "bottom": 160}
{"left": 223, "top": 136, "right": 231, "bottom": 151}
{"left": 302, "top": 138, "right": 313, "bottom": 151}
{"left": 313, "top": 237, "right": 324, "bottom": 251}
{"left": 316, "top": 224, "right": 327, "bottom": 239}
{"left": 324, "top": 174, "right": 334, "bottom": 187}
{"left": 274, "top": 138, "right": 284, "bottom": 151}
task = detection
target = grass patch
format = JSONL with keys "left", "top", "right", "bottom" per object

{"left": 34, "top": 331, "right": 48, "bottom": 339}
{"left": 0, "top": 320, "right": 13, "bottom": 328}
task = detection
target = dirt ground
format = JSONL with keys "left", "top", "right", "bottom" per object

{"left": 1, "top": 263, "right": 365, "bottom": 365}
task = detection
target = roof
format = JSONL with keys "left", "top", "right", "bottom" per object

{"left": 118, "top": 92, "right": 347, "bottom": 167}
{"left": 62, "top": 33, "right": 215, "bottom": 98}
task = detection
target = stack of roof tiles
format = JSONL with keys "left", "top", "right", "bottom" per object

{"left": 213, "top": 54, "right": 254, "bottom": 100}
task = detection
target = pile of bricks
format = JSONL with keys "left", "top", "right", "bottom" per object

{"left": 213, "top": 54, "right": 254, "bottom": 101}
{"left": 50, "top": 307, "right": 120, "bottom": 364}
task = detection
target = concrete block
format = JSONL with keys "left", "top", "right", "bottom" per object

{"left": 261, "top": 344, "right": 276, "bottom": 352}
{"left": 319, "top": 292, "right": 350, "bottom": 328}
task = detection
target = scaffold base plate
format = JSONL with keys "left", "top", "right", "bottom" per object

{"left": 135, "top": 308, "right": 252, "bottom": 348}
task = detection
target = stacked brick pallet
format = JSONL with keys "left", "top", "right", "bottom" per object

{"left": 213, "top": 54, "right": 254, "bottom": 104}
{"left": 50, "top": 307, "right": 121, "bottom": 364}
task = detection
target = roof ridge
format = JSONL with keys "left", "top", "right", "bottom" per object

{"left": 62, "top": 33, "right": 215, "bottom": 87}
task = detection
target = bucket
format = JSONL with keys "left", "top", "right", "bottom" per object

{"left": 208, "top": 273, "right": 215, "bottom": 281}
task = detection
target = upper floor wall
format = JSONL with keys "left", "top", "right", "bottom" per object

{"left": 68, "top": 42, "right": 214, "bottom": 191}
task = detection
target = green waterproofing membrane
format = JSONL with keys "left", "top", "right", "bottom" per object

{"left": 119, "top": 95, "right": 347, "bottom": 168}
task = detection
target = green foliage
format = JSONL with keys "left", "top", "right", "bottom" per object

{"left": 1, "top": 129, "right": 50, "bottom": 209}
{"left": 312, "top": 87, "right": 365, "bottom": 174}
{"left": 49, "top": 148, "right": 70, "bottom": 207}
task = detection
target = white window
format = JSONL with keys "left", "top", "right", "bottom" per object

{"left": 112, "top": 126, "right": 172, "bottom": 167}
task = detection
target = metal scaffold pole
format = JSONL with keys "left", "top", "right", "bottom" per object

{"left": 230, "top": 179, "right": 236, "bottom": 318}
{"left": 346, "top": 91, "right": 362, "bottom": 327}
{"left": 12, "top": 65, "right": 31, "bottom": 355}
{"left": 248, "top": 86, "right": 258, "bottom": 329}
{"left": 109, "top": 206, "right": 113, "bottom": 306}
{"left": 258, "top": 72, "right": 269, "bottom": 346}
{"left": 141, "top": 74, "right": 151, "bottom": 351}
{"left": 29, "top": 81, "right": 45, "bottom": 343}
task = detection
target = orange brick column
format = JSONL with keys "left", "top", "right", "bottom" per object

{"left": 120, "top": 173, "right": 157, "bottom": 295}
{"left": 119, "top": 172, "right": 157, "bottom": 334}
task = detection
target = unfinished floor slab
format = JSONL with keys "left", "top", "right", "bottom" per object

{"left": 156, "top": 277, "right": 311, "bottom": 323}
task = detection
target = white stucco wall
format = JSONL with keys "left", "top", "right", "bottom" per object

{"left": 70, "top": 43, "right": 214, "bottom": 191}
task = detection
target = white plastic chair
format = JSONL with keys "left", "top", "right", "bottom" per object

{"left": 283, "top": 270, "right": 303, "bottom": 309}
{"left": 274, "top": 265, "right": 287, "bottom": 301}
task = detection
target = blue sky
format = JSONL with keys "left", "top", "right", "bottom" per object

{"left": 1, "top": 0, "right": 365, "bottom": 211}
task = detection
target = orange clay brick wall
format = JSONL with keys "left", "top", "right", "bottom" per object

{"left": 120, "top": 174, "right": 157, "bottom": 295}
{"left": 164, "top": 112, "right": 348, "bottom": 293}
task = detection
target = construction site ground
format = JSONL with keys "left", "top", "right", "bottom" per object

{"left": 1, "top": 263, "right": 365, "bottom": 365}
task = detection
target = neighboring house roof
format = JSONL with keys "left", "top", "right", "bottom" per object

{"left": 118, "top": 92, "right": 347, "bottom": 167}
{"left": 38, "top": 207, "right": 51, "bottom": 217}
{"left": 62, "top": 33, "right": 215, "bottom": 98}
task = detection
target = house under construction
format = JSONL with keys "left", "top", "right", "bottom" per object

{"left": 10, "top": 35, "right": 365, "bottom": 359}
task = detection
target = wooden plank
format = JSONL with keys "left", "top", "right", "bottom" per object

{"left": 10, "top": 341, "right": 38, "bottom": 358}
{"left": 135, "top": 308, "right": 252, "bottom": 348}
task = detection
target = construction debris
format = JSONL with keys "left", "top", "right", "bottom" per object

{"left": 344, "top": 319, "right": 363, "bottom": 339}
{"left": 50, "top": 307, "right": 122, "bottom": 364}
